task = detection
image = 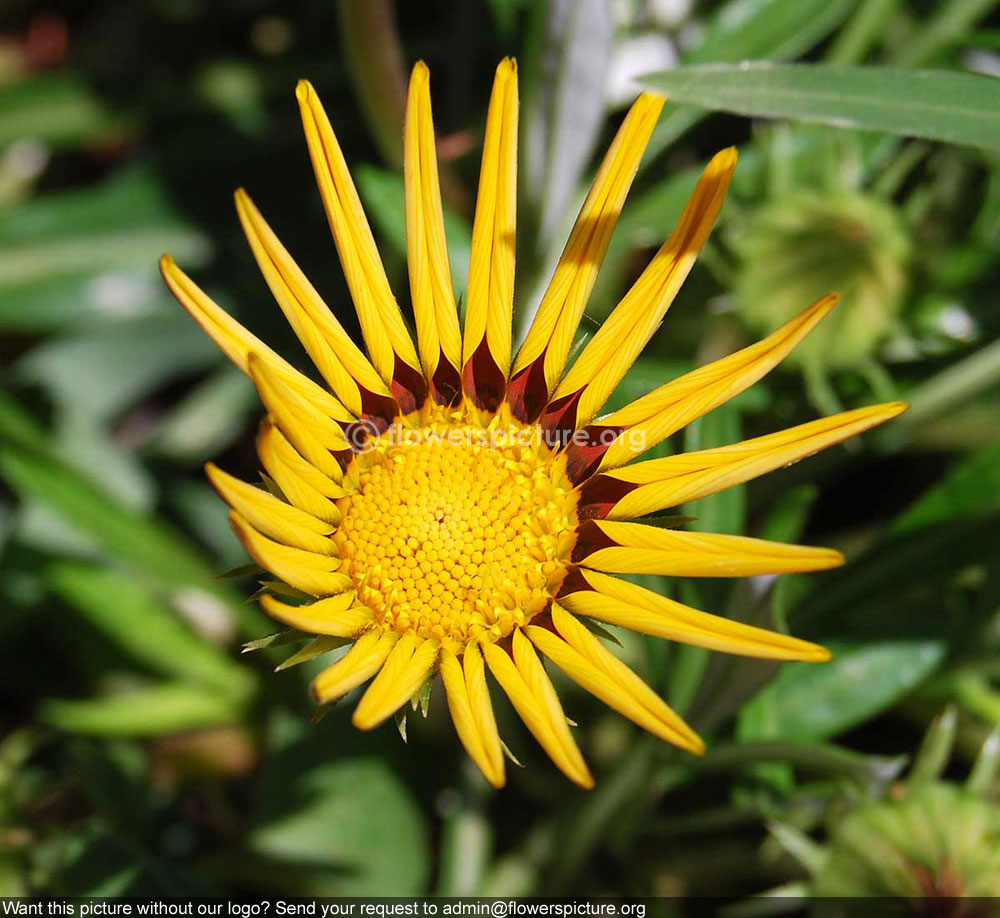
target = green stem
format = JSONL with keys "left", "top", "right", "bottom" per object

{"left": 337, "top": 0, "right": 407, "bottom": 168}
{"left": 825, "top": 0, "right": 902, "bottom": 64}
{"left": 892, "top": 338, "right": 1000, "bottom": 435}
{"left": 891, "top": 0, "right": 998, "bottom": 66}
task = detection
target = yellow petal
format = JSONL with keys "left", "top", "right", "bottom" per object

{"left": 404, "top": 62, "right": 462, "bottom": 388}
{"left": 599, "top": 295, "right": 838, "bottom": 469}
{"left": 564, "top": 569, "right": 831, "bottom": 662}
{"left": 206, "top": 463, "right": 336, "bottom": 555}
{"left": 601, "top": 401, "right": 907, "bottom": 520}
{"left": 260, "top": 591, "right": 370, "bottom": 637}
{"left": 247, "top": 353, "right": 347, "bottom": 481}
{"left": 548, "top": 149, "right": 737, "bottom": 429}
{"left": 235, "top": 189, "right": 391, "bottom": 416}
{"left": 160, "top": 254, "right": 352, "bottom": 423}
{"left": 313, "top": 630, "right": 398, "bottom": 704}
{"left": 481, "top": 636, "right": 593, "bottom": 788}
{"left": 580, "top": 521, "right": 844, "bottom": 577}
{"left": 440, "top": 649, "right": 505, "bottom": 787}
{"left": 462, "top": 59, "right": 518, "bottom": 405}
{"left": 296, "top": 80, "right": 421, "bottom": 385}
{"left": 230, "top": 512, "right": 350, "bottom": 598}
{"left": 256, "top": 420, "right": 344, "bottom": 524}
{"left": 353, "top": 635, "right": 440, "bottom": 729}
{"left": 525, "top": 606, "right": 702, "bottom": 753}
{"left": 463, "top": 640, "right": 505, "bottom": 782}
{"left": 511, "top": 92, "right": 664, "bottom": 400}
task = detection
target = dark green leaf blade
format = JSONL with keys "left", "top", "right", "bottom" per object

{"left": 643, "top": 64, "right": 1000, "bottom": 149}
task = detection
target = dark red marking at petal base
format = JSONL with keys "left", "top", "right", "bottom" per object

{"left": 391, "top": 354, "right": 429, "bottom": 416}
{"left": 570, "top": 519, "right": 617, "bottom": 562}
{"left": 577, "top": 474, "right": 635, "bottom": 520}
{"left": 556, "top": 567, "right": 592, "bottom": 597}
{"left": 538, "top": 388, "right": 583, "bottom": 449}
{"left": 507, "top": 349, "right": 551, "bottom": 423}
{"left": 430, "top": 356, "right": 462, "bottom": 407}
{"left": 359, "top": 388, "right": 400, "bottom": 427}
{"left": 564, "top": 424, "right": 627, "bottom": 483}
{"left": 462, "top": 337, "right": 506, "bottom": 413}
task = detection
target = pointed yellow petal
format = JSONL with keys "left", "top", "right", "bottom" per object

{"left": 405, "top": 62, "right": 462, "bottom": 390}
{"left": 206, "top": 463, "right": 336, "bottom": 555}
{"left": 353, "top": 635, "right": 440, "bottom": 729}
{"left": 462, "top": 59, "right": 518, "bottom": 407}
{"left": 312, "top": 630, "right": 398, "bottom": 704}
{"left": 511, "top": 93, "right": 664, "bottom": 402}
{"left": 260, "top": 592, "right": 370, "bottom": 637}
{"left": 463, "top": 640, "right": 505, "bottom": 782}
{"left": 481, "top": 637, "right": 593, "bottom": 788}
{"left": 564, "top": 569, "right": 831, "bottom": 662}
{"left": 510, "top": 629, "right": 594, "bottom": 788}
{"left": 525, "top": 606, "right": 702, "bottom": 753}
{"left": 256, "top": 420, "right": 344, "bottom": 524}
{"left": 599, "top": 295, "right": 838, "bottom": 469}
{"left": 296, "top": 80, "right": 421, "bottom": 386}
{"left": 601, "top": 402, "right": 907, "bottom": 520}
{"left": 161, "top": 255, "right": 352, "bottom": 423}
{"left": 230, "top": 512, "right": 350, "bottom": 598}
{"left": 247, "top": 353, "right": 347, "bottom": 481}
{"left": 440, "top": 649, "right": 505, "bottom": 787}
{"left": 235, "top": 189, "right": 391, "bottom": 415}
{"left": 548, "top": 149, "right": 737, "bottom": 429}
{"left": 580, "top": 521, "right": 844, "bottom": 577}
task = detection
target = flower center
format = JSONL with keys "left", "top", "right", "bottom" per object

{"left": 334, "top": 403, "right": 579, "bottom": 653}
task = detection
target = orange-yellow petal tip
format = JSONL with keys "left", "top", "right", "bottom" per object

{"left": 295, "top": 79, "right": 314, "bottom": 104}
{"left": 811, "top": 644, "right": 833, "bottom": 663}
{"left": 411, "top": 60, "right": 430, "bottom": 81}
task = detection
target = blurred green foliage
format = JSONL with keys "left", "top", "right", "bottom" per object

{"left": 1, "top": 0, "right": 999, "bottom": 903}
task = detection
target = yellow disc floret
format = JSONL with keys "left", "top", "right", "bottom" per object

{"left": 335, "top": 403, "right": 579, "bottom": 654}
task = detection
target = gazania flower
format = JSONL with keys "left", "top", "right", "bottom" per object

{"left": 161, "top": 59, "right": 904, "bottom": 789}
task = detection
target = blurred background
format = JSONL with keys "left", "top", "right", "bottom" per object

{"left": 1, "top": 0, "right": 1000, "bottom": 904}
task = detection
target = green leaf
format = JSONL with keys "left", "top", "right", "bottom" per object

{"left": 739, "top": 640, "right": 946, "bottom": 742}
{"left": 17, "top": 315, "right": 219, "bottom": 424}
{"left": 520, "top": 0, "right": 613, "bottom": 246}
{"left": 0, "top": 434, "right": 264, "bottom": 637}
{"left": 250, "top": 757, "right": 429, "bottom": 895}
{"left": 643, "top": 0, "right": 857, "bottom": 158}
{"left": 796, "top": 514, "right": 1000, "bottom": 638}
{"left": 41, "top": 683, "right": 244, "bottom": 736}
{"left": 0, "top": 74, "right": 127, "bottom": 148}
{"left": 643, "top": 64, "right": 1000, "bottom": 150}
{"left": 683, "top": 400, "right": 746, "bottom": 536}
{"left": 0, "top": 442, "right": 213, "bottom": 587}
{"left": 48, "top": 563, "right": 254, "bottom": 699}
{"left": 691, "top": 0, "right": 858, "bottom": 65}
{"left": 148, "top": 365, "right": 258, "bottom": 462}
{"left": 891, "top": 442, "right": 1000, "bottom": 534}
{"left": 355, "top": 165, "right": 471, "bottom": 296}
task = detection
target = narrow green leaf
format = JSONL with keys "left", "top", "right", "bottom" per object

{"left": 249, "top": 757, "right": 429, "bottom": 895}
{"left": 41, "top": 683, "right": 243, "bottom": 736}
{"left": 48, "top": 563, "right": 253, "bottom": 698}
{"left": 643, "top": 0, "right": 857, "bottom": 159}
{"left": 739, "top": 640, "right": 946, "bottom": 742}
{"left": 355, "top": 165, "right": 471, "bottom": 296}
{"left": 891, "top": 442, "right": 1000, "bottom": 534}
{"left": 643, "top": 64, "right": 1000, "bottom": 150}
